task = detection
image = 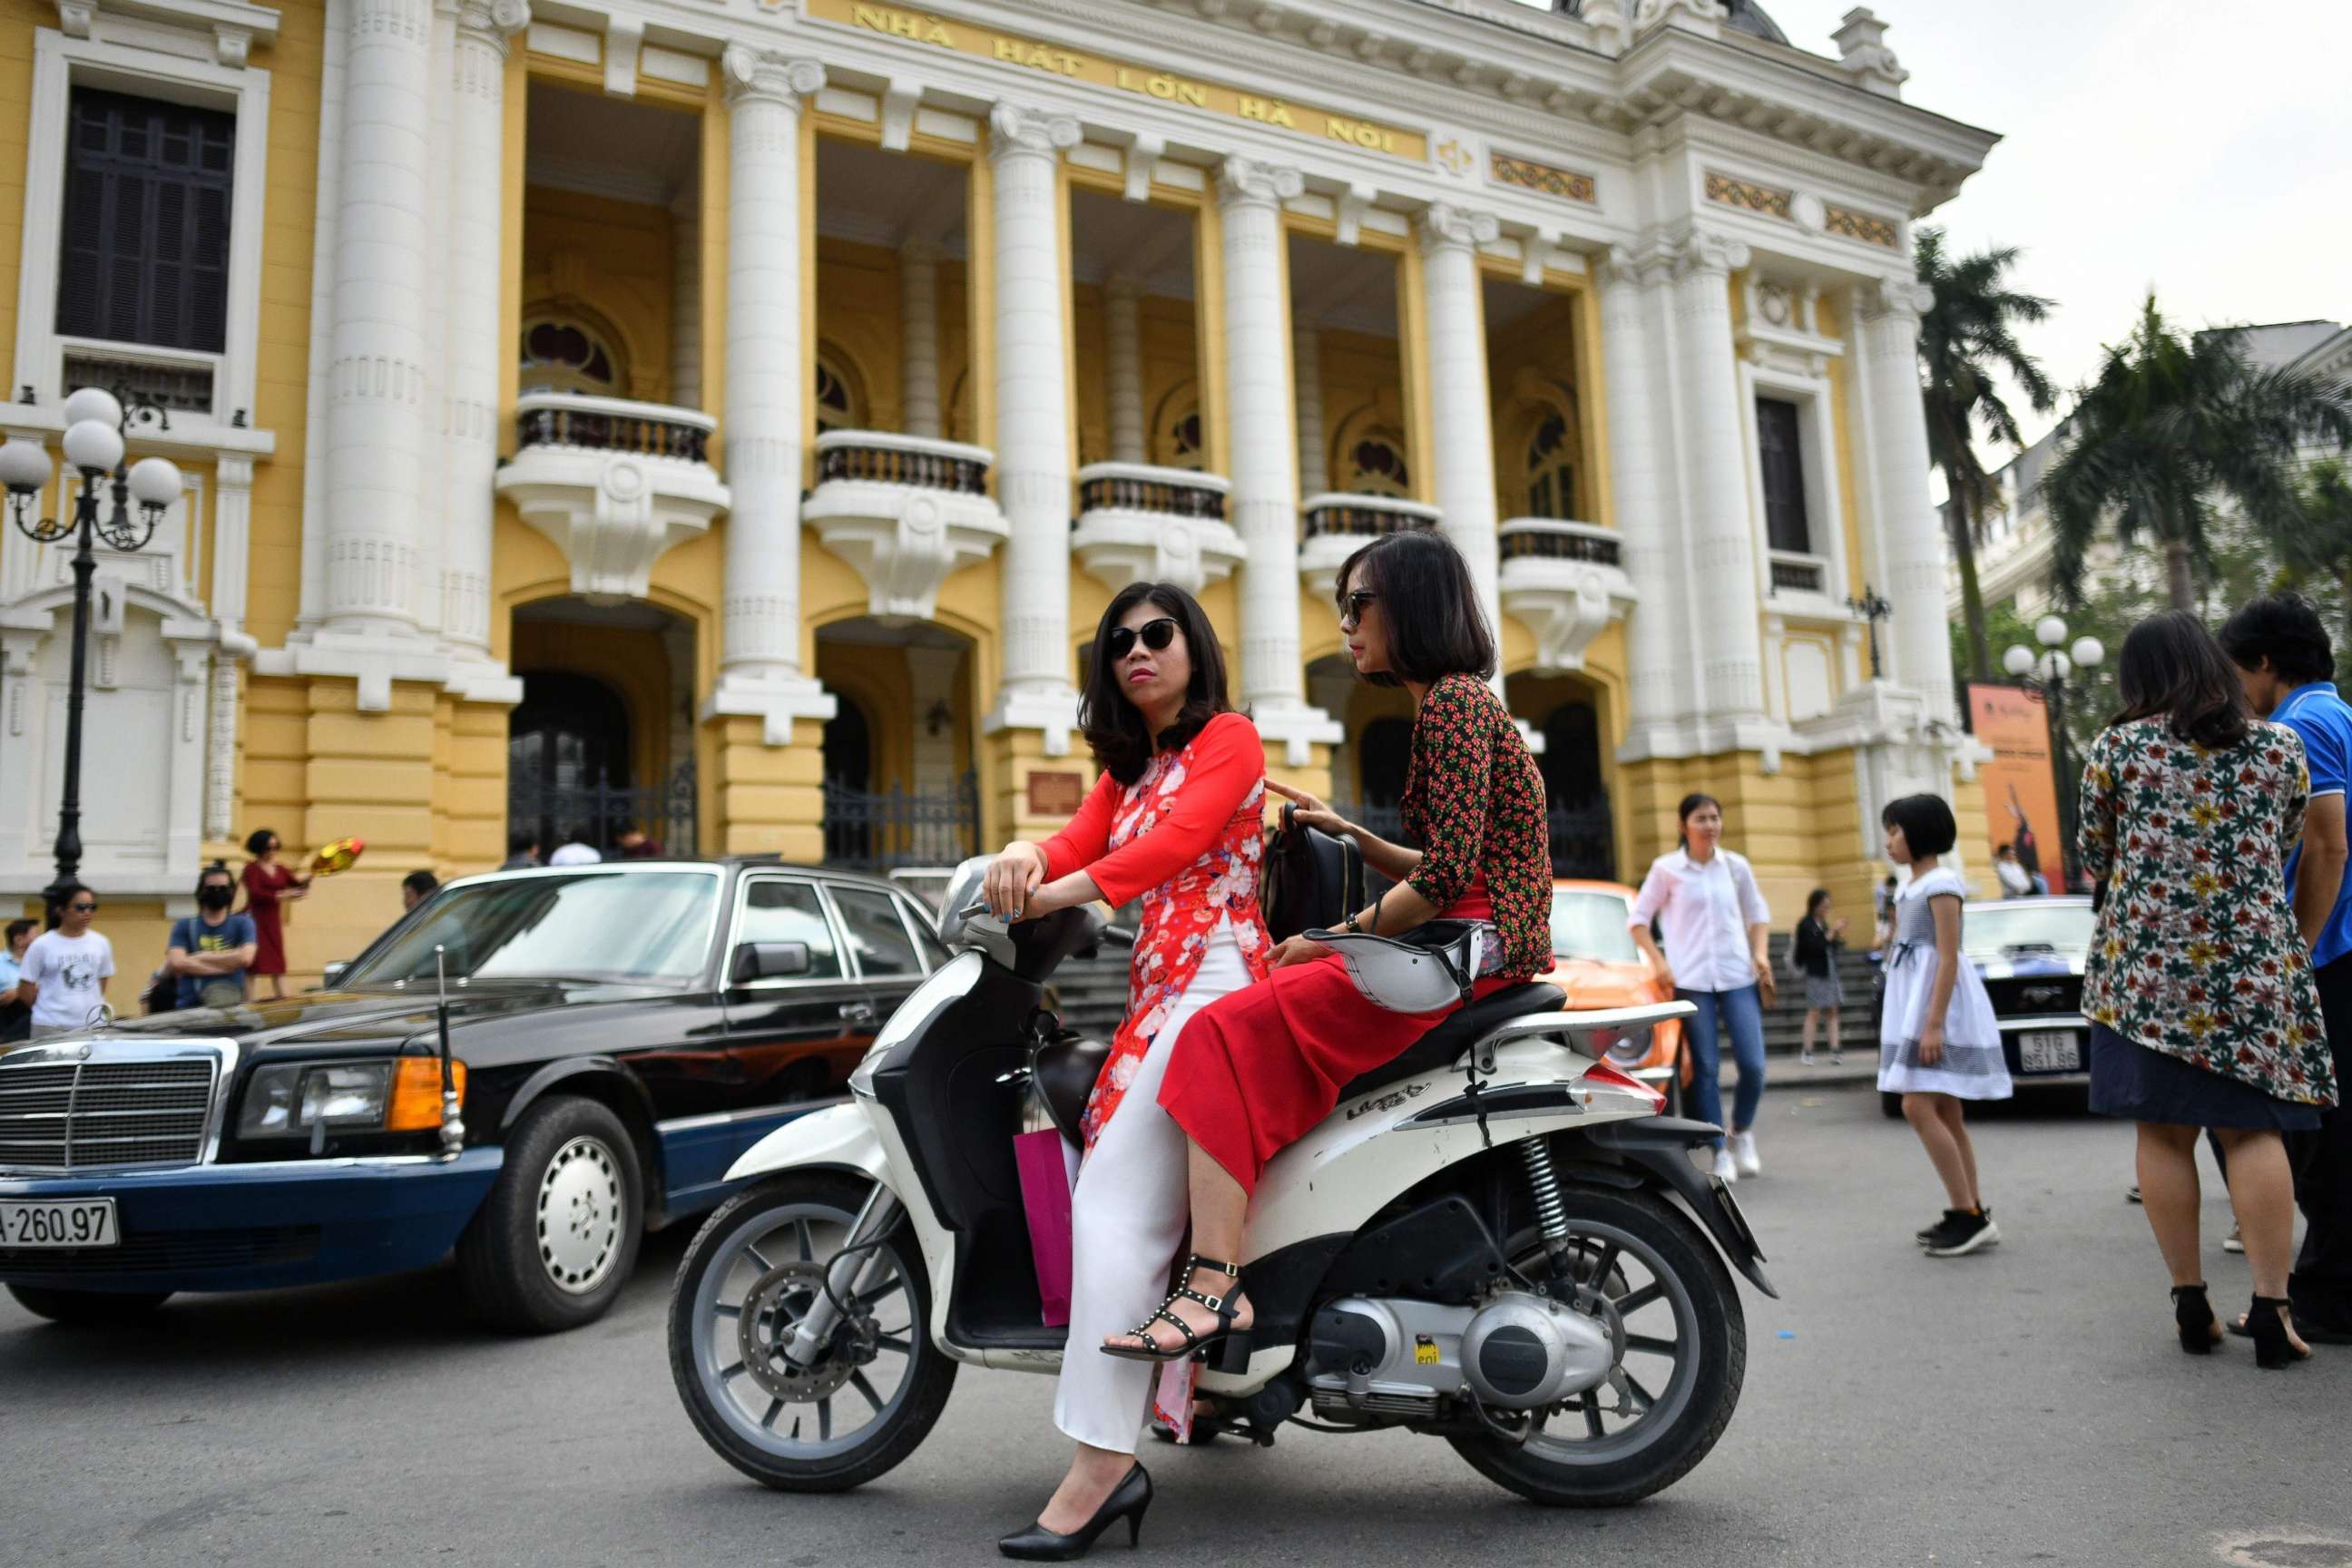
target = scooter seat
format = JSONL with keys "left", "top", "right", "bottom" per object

{"left": 1336, "top": 981, "right": 1564, "bottom": 1102}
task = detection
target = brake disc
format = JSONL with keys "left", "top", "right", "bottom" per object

{"left": 737, "top": 1260, "right": 879, "bottom": 1403}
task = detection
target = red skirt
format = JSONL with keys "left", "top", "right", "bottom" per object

{"left": 1156, "top": 889, "right": 1526, "bottom": 1194}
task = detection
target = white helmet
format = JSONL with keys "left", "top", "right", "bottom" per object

{"left": 1310, "top": 919, "right": 1485, "bottom": 1014}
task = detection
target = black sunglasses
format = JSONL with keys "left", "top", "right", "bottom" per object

{"left": 1339, "top": 590, "right": 1378, "bottom": 624}
{"left": 67, "top": 901, "right": 97, "bottom": 913}
{"left": 1106, "top": 618, "right": 1179, "bottom": 661}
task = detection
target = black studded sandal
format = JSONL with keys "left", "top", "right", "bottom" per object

{"left": 2171, "top": 1283, "right": 2219, "bottom": 1356}
{"left": 1102, "top": 1254, "right": 1248, "bottom": 1364}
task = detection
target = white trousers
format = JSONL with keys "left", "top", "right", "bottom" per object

{"left": 1052, "top": 919, "right": 1251, "bottom": 1454}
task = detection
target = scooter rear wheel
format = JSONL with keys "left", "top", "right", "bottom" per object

{"left": 669, "top": 1172, "right": 956, "bottom": 1492}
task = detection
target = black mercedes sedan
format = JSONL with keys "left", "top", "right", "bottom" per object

{"left": 0, "top": 858, "right": 949, "bottom": 1331}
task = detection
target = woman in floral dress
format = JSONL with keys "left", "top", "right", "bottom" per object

{"left": 2081, "top": 612, "right": 2338, "bottom": 1369}
{"left": 982, "top": 583, "right": 1269, "bottom": 1557}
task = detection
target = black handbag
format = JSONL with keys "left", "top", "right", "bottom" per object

{"left": 1011, "top": 1006, "right": 1109, "bottom": 1146}
{"left": 1263, "top": 804, "right": 1364, "bottom": 943}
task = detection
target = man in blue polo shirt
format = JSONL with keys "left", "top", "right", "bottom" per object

{"left": 2223, "top": 592, "right": 2352, "bottom": 1342}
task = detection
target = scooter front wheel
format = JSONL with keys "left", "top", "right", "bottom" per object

{"left": 669, "top": 1172, "right": 956, "bottom": 1492}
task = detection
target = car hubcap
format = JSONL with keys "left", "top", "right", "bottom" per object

{"left": 537, "top": 1135, "right": 622, "bottom": 1293}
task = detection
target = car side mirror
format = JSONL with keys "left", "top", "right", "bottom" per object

{"left": 731, "top": 941, "right": 812, "bottom": 984}
{"left": 321, "top": 960, "right": 349, "bottom": 986}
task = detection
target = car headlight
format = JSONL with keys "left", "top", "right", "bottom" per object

{"left": 238, "top": 1059, "right": 464, "bottom": 1138}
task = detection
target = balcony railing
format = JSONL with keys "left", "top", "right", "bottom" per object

{"left": 514, "top": 391, "right": 714, "bottom": 464}
{"left": 1767, "top": 549, "right": 1830, "bottom": 596}
{"left": 1074, "top": 462, "right": 1230, "bottom": 523}
{"left": 813, "top": 429, "right": 990, "bottom": 495}
{"left": 1300, "top": 491, "right": 1442, "bottom": 541}
{"left": 1497, "top": 516, "right": 1622, "bottom": 567}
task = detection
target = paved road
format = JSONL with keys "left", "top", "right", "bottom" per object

{"left": 3, "top": 1086, "right": 2347, "bottom": 1568}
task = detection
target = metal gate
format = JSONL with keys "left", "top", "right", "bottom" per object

{"left": 509, "top": 764, "right": 698, "bottom": 859}
{"left": 823, "top": 772, "right": 980, "bottom": 870}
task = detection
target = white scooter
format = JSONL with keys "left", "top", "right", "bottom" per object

{"left": 668, "top": 858, "right": 1773, "bottom": 1508}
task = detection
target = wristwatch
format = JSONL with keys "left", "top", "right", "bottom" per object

{"left": 1342, "top": 910, "right": 1363, "bottom": 935}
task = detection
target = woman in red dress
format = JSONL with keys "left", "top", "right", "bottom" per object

{"left": 985, "top": 584, "right": 1271, "bottom": 1559}
{"left": 1103, "top": 529, "right": 1556, "bottom": 1367}
{"left": 240, "top": 828, "right": 311, "bottom": 998}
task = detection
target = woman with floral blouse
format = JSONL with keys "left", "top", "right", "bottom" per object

{"left": 1102, "top": 529, "right": 1556, "bottom": 1376}
{"left": 2080, "top": 612, "right": 2338, "bottom": 1370}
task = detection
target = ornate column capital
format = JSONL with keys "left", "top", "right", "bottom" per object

{"left": 1668, "top": 229, "right": 1750, "bottom": 282}
{"left": 988, "top": 103, "right": 1080, "bottom": 162}
{"left": 455, "top": 0, "right": 527, "bottom": 39}
{"left": 1416, "top": 201, "right": 1500, "bottom": 256}
{"left": 1860, "top": 275, "right": 1935, "bottom": 327}
{"left": 1214, "top": 155, "right": 1302, "bottom": 211}
{"left": 722, "top": 46, "right": 824, "bottom": 108}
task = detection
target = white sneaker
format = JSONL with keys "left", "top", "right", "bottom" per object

{"left": 1710, "top": 1148, "right": 1738, "bottom": 1183}
{"left": 1730, "top": 1131, "right": 1761, "bottom": 1178}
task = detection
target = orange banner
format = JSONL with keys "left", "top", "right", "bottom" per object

{"left": 1966, "top": 681, "right": 2062, "bottom": 891}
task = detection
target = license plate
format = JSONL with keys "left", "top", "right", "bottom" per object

{"left": 0, "top": 1199, "right": 118, "bottom": 1250}
{"left": 2016, "top": 1031, "right": 2082, "bottom": 1073}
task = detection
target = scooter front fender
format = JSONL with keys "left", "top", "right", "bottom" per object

{"left": 724, "top": 1100, "right": 894, "bottom": 1188}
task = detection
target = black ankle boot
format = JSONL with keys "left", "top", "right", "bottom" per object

{"left": 999, "top": 1464, "right": 1152, "bottom": 1561}
{"left": 2170, "top": 1283, "right": 2217, "bottom": 1355}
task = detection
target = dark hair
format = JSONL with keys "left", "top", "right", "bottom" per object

{"left": 1880, "top": 794, "right": 1958, "bottom": 858}
{"left": 51, "top": 882, "right": 94, "bottom": 916}
{"left": 1805, "top": 887, "right": 1831, "bottom": 918}
{"left": 243, "top": 828, "right": 277, "bottom": 858}
{"left": 1996, "top": 841, "right": 2013, "bottom": 855}
{"left": 5, "top": 918, "right": 34, "bottom": 946}
{"left": 195, "top": 859, "right": 233, "bottom": 895}
{"left": 1079, "top": 583, "right": 1232, "bottom": 786}
{"left": 2111, "top": 611, "right": 2251, "bottom": 750}
{"left": 507, "top": 829, "right": 538, "bottom": 858}
{"left": 1335, "top": 531, "right": 1496, "bottom": 689}
{"left": 2218, "top": 592, "right": 2336, "bottom": 687}
{"left": 402, "top": 869, "right": 439, "bottom": 899}
{"left": 1675, "top": 791, "right": 1721, "bottom": 848}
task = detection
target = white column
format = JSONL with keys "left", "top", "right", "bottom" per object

{"left": 441, "top": 0, "right": 524, "bottom": 666}
{"left": 1670, "top": 230, "right": 1768, "bottom": 734}
{"left": 1103, "top": 273, "right": 1144, "bottom": 463}
{"left": 898, "top": 240, "right": 940, "bottom": 439}
{"left": 1417, "top": 201, "right": 1505, "bottom": 654}
{"left": 319, "top": 0, "right": 438, "bottom": 640}
{"left": 1858, "top": 276, "right": 1953, "bottom": 721}
{"left": 671, "top": 191, "right": 701, "bottom": 410}
{"left": 416, "top": 0, "right": 456, "bottom": 642}
{"left": 1293, "top": 320, "right": 1326, "bottom": 495}
{"left": 1217, "top": 156, "right": 1338, "bottom": 766}
{"left": 1599, "top": 244, "right": 1695, "bottom": 750}
{"left": 703, "top": 47, "right": 834, "bottom": 745}
{"left": 981, "top": 103, "right": 1082, "bottom": 752}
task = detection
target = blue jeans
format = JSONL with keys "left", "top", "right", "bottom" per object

{"left": 1678, "top": 985, "right": 1766, "bottom": 1147}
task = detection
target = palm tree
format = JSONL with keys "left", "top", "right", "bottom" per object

{"left": 2276, "top": 457, "right": 2352, "bottom": 639}
{"left": 1915, "top": 229, "right": 2055, "bottom": 681}
{"left": 2044, "top": 296, "right": 2352, "bottom": 611}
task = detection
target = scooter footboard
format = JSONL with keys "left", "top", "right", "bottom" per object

{"left": 1579, "top": 1117, "right": 1778, "bottom": 1298}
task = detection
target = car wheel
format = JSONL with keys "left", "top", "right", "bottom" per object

{"left": 458, "top": 1096, "right": 642, "bottom": 1334}
{"left": 5, "top": 1286, "right": 172, "bottom": 1325}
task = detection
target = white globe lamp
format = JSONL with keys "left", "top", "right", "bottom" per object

{"left": 2071, "top": 635, "right": 2105, "bottom": 671}
{"left": 0, "top": 437, "right": 53, "bottom": 495}
{"left": 60, "top": 418, "right": 123, "bottom": 475}
{"left": 60, "top": 386, "right": 122, "bottom": 433}
{"left": 2001, "top": 644, "right": 2035, "bottom": 678}
{"left": 2034, "top": 614, "right": 2068, "bottom": 649}
{"left": 126, "top": 456, "right": 182, "bottom": 509}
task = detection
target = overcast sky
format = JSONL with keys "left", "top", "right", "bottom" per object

{"left": 1511, "top": 0, "right": 2352, "bottom": 450}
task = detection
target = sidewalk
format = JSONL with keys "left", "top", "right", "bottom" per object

{"left": 1730, "top": 1050, "right": 1880, "bottom": 1092}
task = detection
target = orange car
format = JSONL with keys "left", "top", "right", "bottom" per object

{"left": 1549, "top": 878, "right": 1690, "bottom": 1117}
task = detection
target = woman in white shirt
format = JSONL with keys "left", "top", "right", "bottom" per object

{"left": 1630, "top": 793, "right": 1775, "bottom": 1182}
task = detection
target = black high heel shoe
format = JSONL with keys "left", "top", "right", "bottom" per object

{"left": 2245, "top": 1294, "right": 2313, "bottom": 1370}
{"left": 998, "top": 1464, "right": 1152, "bottom": 1561}
{"left": 1102, "top": 1253, "right": 1249, "bottom": 1364}
{"left": 2171, "top": 1283, "right": 2219, "bottom": 1355}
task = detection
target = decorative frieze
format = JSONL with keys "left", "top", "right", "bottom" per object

{"left": 1704, "top": 171, "right": 1791, "bottom": 220}
{"left": 1490, "top": 152, "right": 1596, "bottom": 205}
{"left": 1824, "top": 205, "right": 1901, "bottom": 248}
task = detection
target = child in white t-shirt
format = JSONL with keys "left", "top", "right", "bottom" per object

{"left": 21, "top": 887, "right": 114, "bottom": 1036}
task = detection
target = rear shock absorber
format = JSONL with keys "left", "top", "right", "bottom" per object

{"left": 1519, "top": 1134, "right": 1572, "bottom": 1258}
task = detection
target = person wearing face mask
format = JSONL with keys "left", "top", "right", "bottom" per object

{"left": 167, "top": 862, "right": 260, "bottom": 1010}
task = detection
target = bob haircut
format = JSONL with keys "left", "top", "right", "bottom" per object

{"left": 1805, "top": 887, "right": 1832, "bottom": 918}
{"left": 1078, "top": 581, "right": 1233, "bottom": 786}
{"left": 2218, "top": 592, "right": 2336, "bottom": 688}
{"left": 243, "top": 828, "right": 277, "bottom": 858}
{"left": 2110, "top": 611, "right": 2251, "bottom": 751}
{"left": 1335, "top": 531, "right": 1496, "bottom": 689}
{"left": 1880, "top": 794, "right": 1958, "bottom": 858}
{"left": 1675, "top": 791, "right": 1721, "bottom": 848}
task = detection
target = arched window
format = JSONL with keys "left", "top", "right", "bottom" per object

{"left": 815, "top": 346, "right": 867, "bottom": 434}
{"left": 1344, "top": 429, "right": 1411, "bottom": 497}
{"left": 1513, "top": 388, "right": 1582, "bottom": 520}
{"left": 519, "top": 314, "right": 624, "bottom": 395}
{"left": 1152, "top": 383, "right": 1204, "bottom": 472}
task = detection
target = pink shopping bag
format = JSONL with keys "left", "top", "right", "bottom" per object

{"left": 1014, "top": 1128, "right": 1077, "bottom": 1326}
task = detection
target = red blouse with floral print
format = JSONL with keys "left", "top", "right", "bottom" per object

{"left": 1400, "top": 672, "right": 1554, "bottom": 980}
{"left": 1040, "top": 712, "right": 1272, "bottom": 1147}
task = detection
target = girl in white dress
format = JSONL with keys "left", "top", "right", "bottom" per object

{"left": 1878, "top": 794, "right": 2012, "bottom": 1257}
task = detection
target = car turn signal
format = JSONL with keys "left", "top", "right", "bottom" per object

{"left": 387, "top": 1056, "right": 466, "bottom": 1132}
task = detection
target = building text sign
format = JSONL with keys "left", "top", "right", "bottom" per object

{"left": 812, "top": 0, "right": 1427, "bottom": 163}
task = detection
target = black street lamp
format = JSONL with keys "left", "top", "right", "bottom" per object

{"left": 2003, "top": 614, "right": 2106, "bottom": 893}
{"left": 0, "top": 387, "right": 183, "bottom": 926}
{"left": 1845, "top": 584, "right": 1893, "bottom": 677}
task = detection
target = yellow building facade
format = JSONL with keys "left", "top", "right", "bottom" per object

{"left": 0, "top": 0, "right": 1995, "bottom": 987}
